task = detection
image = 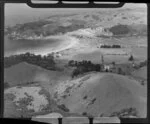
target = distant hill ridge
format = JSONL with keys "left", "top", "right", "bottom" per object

{"left": 5, "top": 7, "right": 147, "bottom": 40}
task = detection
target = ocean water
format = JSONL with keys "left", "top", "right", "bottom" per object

{"left": 4, "top": 36, "right": 61, "bottom": 56}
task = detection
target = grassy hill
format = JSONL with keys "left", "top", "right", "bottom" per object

{"left": 4, "top": 62, "right": 147, "bottom": 118}
{"left": 54, "top": 72, "right": 147, "bottom": 118}
{"left": 4, "top": 62, "right": 70, "bottom": 88}
{"left": 131, "top": 66, "right": 147, "bottom": 86}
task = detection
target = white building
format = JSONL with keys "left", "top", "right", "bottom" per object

{"left": 103, "top": 64, "right": 115, "bottom": 71}
{"left": 104, "top": 65, "right": 110, "bottom": 71}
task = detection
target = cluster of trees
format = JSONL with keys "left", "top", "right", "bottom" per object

{"left": 100, "top": 44, "right": 121, "bottom": 48}
{"left": 4, "top": 52, "right": 56, "bottom": 70}
{"left": 128, "top": 55, "right": 134, "bottom": 61}
{"left": 68, "top": 60, "right": 102, "bottom": 78}
{"left": 109, "top": 24, "right": 130, "bottom": 35}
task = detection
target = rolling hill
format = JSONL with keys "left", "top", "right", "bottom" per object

{"left": 4, "top": 62, "right": 70, "bottom": 89}
{"left": 54, "top": 72, "right": 147, "bottom": 118}
{"left": 4, "top": 62, "right": 147, "bottom": 118}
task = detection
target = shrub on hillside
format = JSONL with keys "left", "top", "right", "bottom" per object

{"left": 83, "top": 95, "right": 87, "bottom": 100}
{"left": 82, "top": 112, "right": 88, "bottom": 116}
{"left": 128, "top": 55, "right": 134, "bottom": 61}
{"left": 58, "top": 104, "right": 69, "bottom": 112}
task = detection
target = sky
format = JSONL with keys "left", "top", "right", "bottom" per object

{"left": 5, "top": 3, "right": 147, "bottom": 26}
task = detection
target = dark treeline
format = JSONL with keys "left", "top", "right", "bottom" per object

{"left": 4, "top": 52, "right": 56, "bottom": 70}
{"left": 100, "top": 44, "right": 121, "bottom": 48}
{"left": 68, "top": 60, "right": 102, "bottom": 78}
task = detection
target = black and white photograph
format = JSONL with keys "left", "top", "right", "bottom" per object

{"left": 4, "top": 2, "right": 147, "bottom": 122}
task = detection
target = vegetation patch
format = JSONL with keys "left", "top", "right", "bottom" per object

{"left": 109, "top": 24, "right": 131, "bottom": 36}
{"left": 4, "top": 52, "right": 56, "bottom": 70}
{"left": 100, "top": 44, "right": 121, "bottom": 48}
{"left": 58, "top": 104, "right": 70, "bottom": 112}
{"left": 83, "top": 95, "right": 88, "bottom": 100}
{"left": 16, "top": 96, "right": 34, "bottom": 110}
{"left": 4, "top": 86, "right": 50, "bottom": 114}
{"left": 110, "top": 107, "right": 138, "bottom": 118}
{"left": 68, "top": 60, "right": 102, "bottom": 78}
{"left": 88, "top": 98, "right": 96, "bottom": 105}
{"left": 5, "top": 93, "right": 16, "bottom": 101}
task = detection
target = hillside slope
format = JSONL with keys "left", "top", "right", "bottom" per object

{"left": 132, "top": 66, "right": 147, "bottom": 80}
{"left": 54, "top": 72, "right": 147, "bottom": 117}
{"left": 4, "top": 62, "right": 70, "bottom": 88}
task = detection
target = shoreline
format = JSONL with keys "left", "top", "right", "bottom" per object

{"left": 4, "top": 35, "right": 79, "bottom": 57}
